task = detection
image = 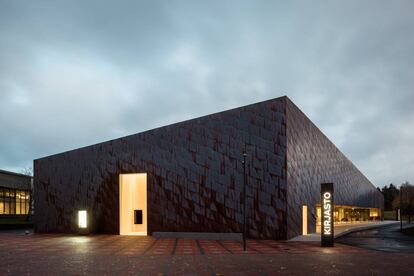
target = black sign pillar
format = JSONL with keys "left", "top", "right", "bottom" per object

{"left": 321, "top": 183, "right": 334, "bottom": 247}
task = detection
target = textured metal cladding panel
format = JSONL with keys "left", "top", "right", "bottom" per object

{"left": 286, "top": 99, "right": 384, "bottom": 239}
{"left": 34, "top": 97, "right": 288, "bottom": 239}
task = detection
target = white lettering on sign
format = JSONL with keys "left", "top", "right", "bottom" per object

{"left": 322, "top": 192, "right": 332, "bottom": 235}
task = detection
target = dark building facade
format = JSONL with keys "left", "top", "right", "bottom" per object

{"left": 34, "top": 96, "right": 383, "bottom": 239}
{"left": 0, "top": 169, "right": 32, "bottom": 216}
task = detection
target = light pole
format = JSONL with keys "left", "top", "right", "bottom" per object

{"left": 400, "top": 186, "right": 403, "bottom": 231}
{"left": 242, "top": 151, "right": 247, "bottom": 251}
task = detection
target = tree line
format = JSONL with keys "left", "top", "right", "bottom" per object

{"left": 378, "top": 182, "right": 414, "bottom": 223}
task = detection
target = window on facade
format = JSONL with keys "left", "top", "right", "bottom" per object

{"left": 4, "top": 199, "right": 10, "bottom": 214}
{"left": 0, "top": 188, "right": 3, "bottom": 215}
{"left": 16, "top": 191, "right": 21, "bottom": 214}
{"left": 0, "top": 187, "right": 30, "bottom": 215}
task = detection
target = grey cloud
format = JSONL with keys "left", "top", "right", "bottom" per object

{"left": 0, "top": 0, "right": 413, "bottom": 186}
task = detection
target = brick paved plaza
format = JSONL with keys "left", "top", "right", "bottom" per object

{"left": 1, "top": 233, "right": 413, "bottom": 275}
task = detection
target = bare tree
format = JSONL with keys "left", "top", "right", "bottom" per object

{"left": 21, "top": 167, "right": 33, "bottom": 221}
{"left": 21, "top": 167, "right": 33, "bottom": 177}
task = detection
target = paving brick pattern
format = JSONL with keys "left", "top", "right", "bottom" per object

{"left": 0, "top": 234, "right": 367, "bottom": 256}
{"left": 1, "top": 234, "right": 413, "bottom": 275}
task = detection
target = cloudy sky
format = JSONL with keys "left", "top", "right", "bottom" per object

{"left": 1, "top": 1, "right": 413, "bottom": 187}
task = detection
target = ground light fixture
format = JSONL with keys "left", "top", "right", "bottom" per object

{"left": 78, "top": 210, "right": 88, "bottom": 234}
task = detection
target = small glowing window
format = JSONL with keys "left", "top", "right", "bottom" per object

{"left": 78, "top": 210, "right": 87, "bottom": 228}
{"left": 302, "top": 205, "right": 308, "bottom": 235}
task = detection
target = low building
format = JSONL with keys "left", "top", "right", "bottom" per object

{"left": 34, "top": 96, "right": 383, "bottom": 239}
{"left": 0, "top": 169, "right": 32, "bottom": 216}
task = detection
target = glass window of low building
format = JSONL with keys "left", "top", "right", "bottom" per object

{"left": 0, "top": 187, "right": 30, "bottom": 215}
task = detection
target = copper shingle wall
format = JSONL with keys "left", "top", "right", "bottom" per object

{"left": 34, "top": 97, "right": 288, "bottom": 239}
{"left": 286, "top": 99, "right": 384, "bottom": 239}
{"left": 34, "top": 96, "right": 383, "bottom": 240}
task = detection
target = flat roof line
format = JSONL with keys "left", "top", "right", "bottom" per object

{"left": 0, "top": 169, "right": 32, "bottom": 178}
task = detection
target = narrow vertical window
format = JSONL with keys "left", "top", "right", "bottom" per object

{"left": 302, "top": 205, "right": 308, "bottom": 235}
{"left": 78, "top": 210, "right": 87, "bottom": 228}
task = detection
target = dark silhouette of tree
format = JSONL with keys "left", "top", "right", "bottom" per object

{"left": 380, "top": 184, "right": 399, "bottom": 211}
{"left": 392, "top": 182, "right": 414, "bottom": 223}
{"left": 21, "top": 167, "right": 33, "bottom": 221}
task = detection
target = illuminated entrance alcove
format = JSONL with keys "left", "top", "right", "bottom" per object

{"left": 302, "top": 205, "right": 308, "bottom": 235}
{"left": 119, "top": 173, "right": 147, "bottom": 236}
{"left": 315, "top": 204, "right": 380, "bottom": 233}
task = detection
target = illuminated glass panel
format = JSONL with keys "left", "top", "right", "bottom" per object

{"left": 10, "top": 202, "right": 15, "bottom": 214}
{"left": 0, "top": 188, "right": 3, "bottom": 214}
{"left": 4, "top": 199, "right": 10, "bottom": 214}
{"left": 316, "top": 204, "right": 382, "bottom": 233}
{"left": 0, "top": 189, "right": 31, "bottom": 215}
{"left": 25, "top": 191, "right": 30, "bottom": 214}
{"left": 21, "top": 191, "right": 26, "bottom": 215}
{"left": 16, "top": 200, "right": 21, "bottom": 214}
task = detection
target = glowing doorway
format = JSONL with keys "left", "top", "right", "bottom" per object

{"left": 119, "top": 173, "right": 147, "bottom": 235}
